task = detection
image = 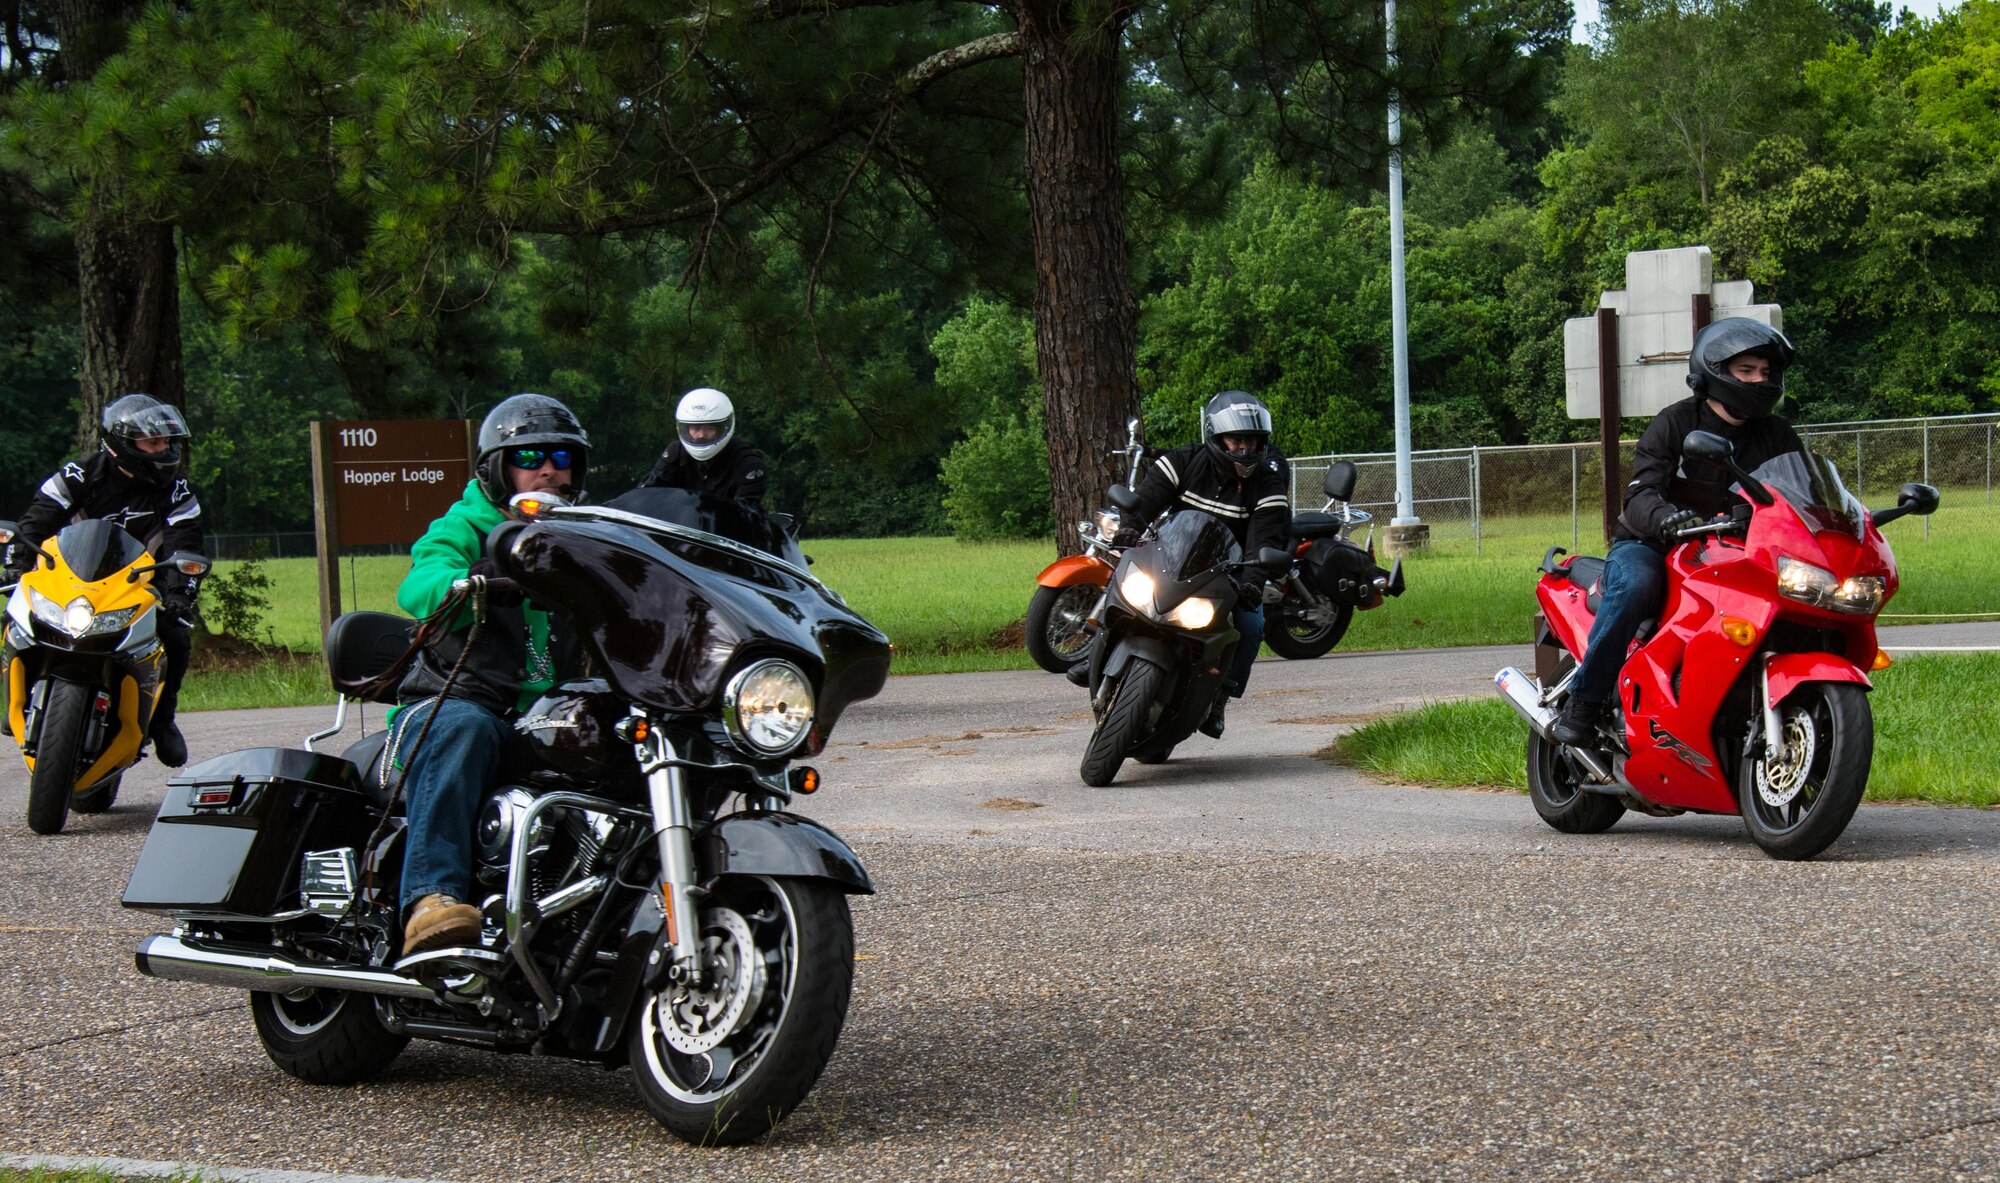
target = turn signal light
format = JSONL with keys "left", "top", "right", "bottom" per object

{"left": 1720, "top": 617, "right": 1758, "bottom": 646}
{"left": 1872, "top": 648, "right": 1894, "bottom": 671}
{"left": 790, "top": 767, "right": 820, "bottom": 795}
{"left": 614, "top": 716, "right": 650, "bottom": 742}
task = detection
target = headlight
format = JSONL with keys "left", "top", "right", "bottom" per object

{"left": 83, "top": 606, "right": 138, "bottom": 636}
{"left": 722, "top": 659, "right": 816, "bottom": 756}
{"left": 1166, "top": 596, "right": 1219, "bottom": 630}
{"left": 1118, "top": 568, "right": 1156, "bottom": 611}
{"left": 28, "top": 588, "right": 68, "bottom": 633}
{"left": 1092, "top": 507, "right": 1122, "bottom": 539}
{"left": 1776, "top": 557, "right": 1885, "bottom": 615}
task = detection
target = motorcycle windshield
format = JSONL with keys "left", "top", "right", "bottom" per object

{"left": 602, "top": 487, "right": 808, "bottom": 568}
{"left": 1743, "top": 446, "right": 1868, "bottom": 540}
{"left": 56, "top": 520, "right": 146, "bottom": 583}
{"left": 1151, "top": 511, "right": 1242, "bottom": 579}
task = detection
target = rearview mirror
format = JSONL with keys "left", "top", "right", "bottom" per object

{"left": 1323, "top": 461, "right": 1358, "bottom": 502}
{"left": 1244, "top": 547, "right": 1294, "bottom": 579}
{"left": 168, "top": 552, "right": 212, "bottom": 577}
{"left": 0, "top": 520, "right": 15, "bottom": 546}
{"left": 1682, "top": 430, "right": 1735, "bottom": 463}
{"left": 1899, "top": 482, "right": 1941, "bottom": 516}
{"left": 1106, "top": 485, "right": 1142, "bottom": 514}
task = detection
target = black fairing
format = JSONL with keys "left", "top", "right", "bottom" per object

{"left": 55, "top": 520, "right": 146, "bottom": 583}
{"left": 491, "top": 491, "right": 889, "bottom": 730}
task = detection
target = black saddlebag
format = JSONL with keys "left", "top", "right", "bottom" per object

{"left": 1301, "top": 538, "right": 1389, "bottom": 606}
{"left": 122, "top": 747, "right": 374, "bottom": 915}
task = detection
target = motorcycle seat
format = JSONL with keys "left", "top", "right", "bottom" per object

{"left": 1288, "top": 511, "right": 1345, "bottom": 541}
{"left": 325, "top": 611, "right": 417, "bottom": 705}
{"left": 338, "top": 729, "right": 400, "bottom": 812}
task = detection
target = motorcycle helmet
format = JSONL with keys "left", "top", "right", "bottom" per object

{"left": 474, "top": 393, "right": 590, "bottom": 508}
{"left": 1687, "top": 318, "right": 1794, "bottom": 420}
{"left": 675, "top": 387, "right": 735, "bottom": 463}
{"left": 101, "top": 394, "right": 191, "bottom": 485}
{"left": 1200, "top": 390, "right": 1273, "bottom": 478}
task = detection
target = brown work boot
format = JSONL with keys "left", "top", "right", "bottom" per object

{"left": 403, "top": 894, "right": 481, "bottom": 955}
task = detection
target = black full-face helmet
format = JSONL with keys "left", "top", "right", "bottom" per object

{"left": 101, "top": 393, "right": 191, "bottom": 486}
{"left": 1200, "top": 390, "right": 1274, "bottom": 478}
{"left": 1687, "top": 318, "right": 1795, "bottom": 421}
{"left": 474, "top": 393, "right": 590, "bottom": 508}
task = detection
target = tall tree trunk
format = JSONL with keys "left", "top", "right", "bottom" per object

{"left": 1017, "top": 0, "right": 1139, "bottom": 556}
{"left": 72, "top": 214, "right": 183, "bottom": 450}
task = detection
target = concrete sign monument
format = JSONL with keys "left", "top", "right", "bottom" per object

{"left": 1562, "top": 246, "right": 1782, "bottom": 540}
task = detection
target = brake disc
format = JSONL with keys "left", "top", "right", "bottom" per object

{"left": 659, "top": 907, "right": 767, "bottom": 1055}
{"left": 1756, "top": 710, "right": 1819, "bottom": 809}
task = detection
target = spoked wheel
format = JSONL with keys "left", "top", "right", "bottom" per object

{"left": 1263, "top": 601, "right": 1352, "bottom": 661}
{"left": 1526, "top": 730, "right": 1625, "bottom": 834}
{"left": 1026, "top": 584, "right": 1102, "bottom": 674}
{"left": 1079, "top": 658, "right": 1164, "bottom": 787}
{"left": 628, "top": 875, "right": 854, "bottom": 1147}
{"left": 25, "top": 681, "right": 91, "bottom": 835}
{"left": 251, "top": 986, "right": 409, "bottom": 1085}
{"left": 1737, "top": 681, "right": 1872, "bottom": 861}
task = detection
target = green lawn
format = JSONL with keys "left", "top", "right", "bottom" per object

{"left": 184, "top": 501, "right": 1998, "bottom": 706}
{"left": 1327, "top": 653, "right": 2000, "bottom": 807}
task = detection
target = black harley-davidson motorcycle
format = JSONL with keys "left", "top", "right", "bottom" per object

{"left": 1077, "top": 489, "right": 1290, "bottom": 786}
{"left": 1260, "top": 460, "right": 1406, "bottom": 660}
{"left": 121, "top": 488, "right": 890, "bottom": 1145}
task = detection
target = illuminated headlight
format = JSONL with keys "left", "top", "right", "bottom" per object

{"left": 1092, "top": 507, "right": 1123, "bottom": 539}
{"left": 1777, "top": 557, "right": 1883, "bottom": 614}
{"left": 1831, "top": 575, "right": 1887, "bottom": 615}
{"left": 1166, "top": 596, "right": 1219, "bottom": 630}
{"left": 28, "top": 588, "right": 69, "bottom": 633}
{"left": 83, "top": 606, "right": 138, "bottom": 636}
{"left": 722, "top": 659, "right": 817, "bottom": 756}
{"left": 1118, "top": 568, "right": 1156, "bottom": 612}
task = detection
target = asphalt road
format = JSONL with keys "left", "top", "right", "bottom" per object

{"left": 2, "top": 630, "right": 1996, "bottom": 1182}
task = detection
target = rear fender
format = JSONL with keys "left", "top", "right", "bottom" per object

{"left": 1766, "top": 652, "right": 1871, "bottom": 706}
{"left": 1037, "top": 554, "right": 1113, "bottom": 589}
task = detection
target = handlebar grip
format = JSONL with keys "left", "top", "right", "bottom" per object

{"left": 450, "top": 574, "right": 521, "bottom": 595}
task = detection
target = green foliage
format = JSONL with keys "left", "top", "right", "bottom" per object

{"left": 940, "top": 407, "right": 1053, "bottom": 541}
{"left": 202, "top": 540, "right": 275, "bottom": 642}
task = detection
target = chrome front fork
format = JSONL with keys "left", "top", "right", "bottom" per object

{"left": 1760, "top": 655, "right": 1785, "bottom": 760}
{"left": 640, "top": 730, "right": 706, "bottom": 986}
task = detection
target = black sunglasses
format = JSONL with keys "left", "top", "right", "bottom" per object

{"left": 507, "top": 447, "right": 574, "bottom": 471}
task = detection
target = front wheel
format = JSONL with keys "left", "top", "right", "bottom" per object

{"left": 628, "top": 876, "right": 854, "bottom": 1147}
{"left": 1025, "top": 583, "right": 1102, "bottom": 674}
{"left": 1263, "top": 599, "right": 1353, "bottom": 660}
{"left": 1737, "top": 681, "right": 1872, "bottom": 861}
{"left": 1527, "top": 730, "right": 1625, "bottom": 834}
{"left": 26, "top": 681, "right": 92, "bottom": 835}
{"left": 1079, "top": 658, "right": 1164, "bottom": 787}
{"left": 251, "top": 987, "right": 409, "bottom": 1085}
{"left": 72, "top": 774, "right": 121, "bottom": 814}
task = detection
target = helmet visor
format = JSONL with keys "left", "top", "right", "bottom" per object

{"left": 679, "top": 415, "right": 734, "bottom": 452}
{"left": 1206, "top": 400, "right": 1272, "bottom": 439}
{"left": 106, "top": 400, "right": 190, "bottom": 442}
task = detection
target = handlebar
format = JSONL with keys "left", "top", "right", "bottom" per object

{"left": 449, "top": 574, "right": 521, "bottom": 596}
{"left": 1675, "top": 516, "right": 1742, "bottom": 540}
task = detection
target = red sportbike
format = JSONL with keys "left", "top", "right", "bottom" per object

{"left": 1496, "top": 431, "right": 1939, "bottom": 860}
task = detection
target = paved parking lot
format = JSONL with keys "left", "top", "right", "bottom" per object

{"left": 2, "top": 639, "right": 1995, "bottom": 1181}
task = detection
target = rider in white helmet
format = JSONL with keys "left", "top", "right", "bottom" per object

{"left": 634, "top": 387, "right": 768, "bottom": 507}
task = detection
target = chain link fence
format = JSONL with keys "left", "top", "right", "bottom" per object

{"left": 1290, "top": 412, "right": 2000, "bottom": 552}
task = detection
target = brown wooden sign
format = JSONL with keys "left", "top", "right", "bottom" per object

{"left": 310, "top": 418, "right": 476, "bottom": 635}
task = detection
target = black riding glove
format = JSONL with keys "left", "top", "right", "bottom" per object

{"left": 160, "top": 592, "right": 195, "bottom": 629}
{"left": 1235, "top": 579, "right": 1265, "bottom": 612}
{"left": 466, "top": 559, "right": 524, "bottom": 607}
{"left": 1655, "top": 509, "right": 1701, "bottom": 545}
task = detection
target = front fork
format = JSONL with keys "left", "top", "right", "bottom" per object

{"left": 639, "top": 729, "right": 707, "bottom": 988}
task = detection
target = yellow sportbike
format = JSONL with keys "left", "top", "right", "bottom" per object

{"left": 1, "top": 518, "right": 209, "bottom": 834}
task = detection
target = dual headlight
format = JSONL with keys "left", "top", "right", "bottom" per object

{"left": 1776, "top": 557, "right": 1887, "bottom": 615}
{"left": 722, "top": 659, "right": 817, "bottom": 756}
{"left": 24, "top": 588, "right": 138, "bottom": 638}
{"left": 1116, "top": 568, "right": 1220, "bottom": 630}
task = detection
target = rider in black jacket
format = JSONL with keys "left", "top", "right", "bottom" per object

{"left": 6, "top": 395, "right": 204, "bottom": 766}
{"left": 635, "top": 387, "right": 768, "bottom": 508}
{"left": 1129, "top": 390, "right": 1291, "bottom": 739}
{"left": 1552, "top": 319, "right": 1806, "bottom": 745}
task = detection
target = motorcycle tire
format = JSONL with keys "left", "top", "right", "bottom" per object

{"left": 72, "top": 774, "right": 121, "bottom": 814}
{"left": 26, "top": 681, "right": 92, "bottom": 836}
{"left": 1025, "top": 583, "right": 1101, "bottom": 674}
{"left": 1079, "top": 658, "right": 1163, "bottom": 787}
{"left": 629, "top": 875, "right": 854, "bottom": 1147}
{"left": 1736, "top": 680, "right": 1872, "bottom": 861}
{"left": 1263, "top": 603, "right": 1353, "bottom": 661}
{"left": 251, "top": 986, "right": 409, "bottom": 1085}
{"left": 1133, "top": 741, "right": 1175, "bottom": 765}
{"left": 1526, "top": 730, "right": 1624, "bottom": 835}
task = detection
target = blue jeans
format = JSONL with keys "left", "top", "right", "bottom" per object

{"left": 1226, "top": 605, "right": 1264, "bottom": 698}
{"left": 390, "top": 697, "right": 512, "bottom": 914}
{"left": 1574, "top": 540, "right": 1667, "bottom": 706}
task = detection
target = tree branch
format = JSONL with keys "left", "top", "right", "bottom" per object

{"left": 0, "top": 164, "right": 62, "bottom": 220}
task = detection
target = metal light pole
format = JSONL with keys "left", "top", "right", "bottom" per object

{"left": 1384, "top": 0, "right": 1426, "bottom": 553}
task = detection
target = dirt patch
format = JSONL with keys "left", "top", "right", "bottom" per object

{"left": 933, "top": 748, "right": 978, "bottom": 757}
{"left": 986, "top": 619, "right": 1027, "bottom": 651}
{"left": 1273, "top": 712, "right": 1393, "bottom": 726}
{"left": 862, "top": 726, "right": 1059, "bottom": 750}
{"left": 980, "top": 797, "right": 1045, "bottom": 811}
{"left": 190, "top": 633, "right": 316, "bottom": 675}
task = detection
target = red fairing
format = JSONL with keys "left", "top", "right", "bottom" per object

{"left": 1036, "top": 553, "right": 1114, "bottom": 589}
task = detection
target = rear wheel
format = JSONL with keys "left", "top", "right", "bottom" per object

{"left": 1737, "top": 681, "right": 1872, "bottom": 861}
{"left": 25, "top": 681, "right": 91, "bottom": 835}
{"left": 251, "top": 987, "right": 409, "bottom": 1085}
{"left": 628, "top": 876, "right": 853, "bottom": 1146}
{"left": 1526, "top": 730, "right": 1625, "bottom": 834}
{"left": 72, "top": 774, "right": 121, "bottom": 814}
{"left": 1080, "top": 658, "right": 1164, "bottom": 787}
{"left": 1263, "top": 600, "right": 1353, "bottom": 660}
{"left": 1026, "top": 583, "right": 1101, "bottom": 674}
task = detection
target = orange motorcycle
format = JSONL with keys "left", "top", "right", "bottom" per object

{"left": 1026, "top": 419, "right": 1154, "bottom": 673}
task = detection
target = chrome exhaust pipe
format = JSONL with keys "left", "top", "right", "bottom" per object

{"left": 134, "top": 933, "right": 437, "bottom": 1000}
{"left": 1495, "top": 666, "right": 1618, "bottom": 785}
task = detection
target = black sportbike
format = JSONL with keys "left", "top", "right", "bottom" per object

{"left": 1077, "top": 488, "right": 1289, "bottom": 786}
{"left": 122, "top": 488, "right": 890, "bottom": 1145}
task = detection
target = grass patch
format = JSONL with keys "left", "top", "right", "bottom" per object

{"left": 1327, "top": 653, "right": 2000, "bottom": 807}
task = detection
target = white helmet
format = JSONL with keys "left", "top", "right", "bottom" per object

{"left": 675, "top": 387, "right": 736, "bottom": 462}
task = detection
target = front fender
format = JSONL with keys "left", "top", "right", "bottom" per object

{"left": 1037, "top": 553, "right": 1113, "bottom": 589}
{"left": 697, "top": 811, "right": 874, "bottom": 894}
{"left": 1767, "top": 652, "right": 1871, "bottom": 707}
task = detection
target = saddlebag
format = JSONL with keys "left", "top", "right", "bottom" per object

{"left": 122, "top": 747, "right": 375, "bottom": 916}
{"left": 1301, "top": 538, "right": 1389, "bottom": 606}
